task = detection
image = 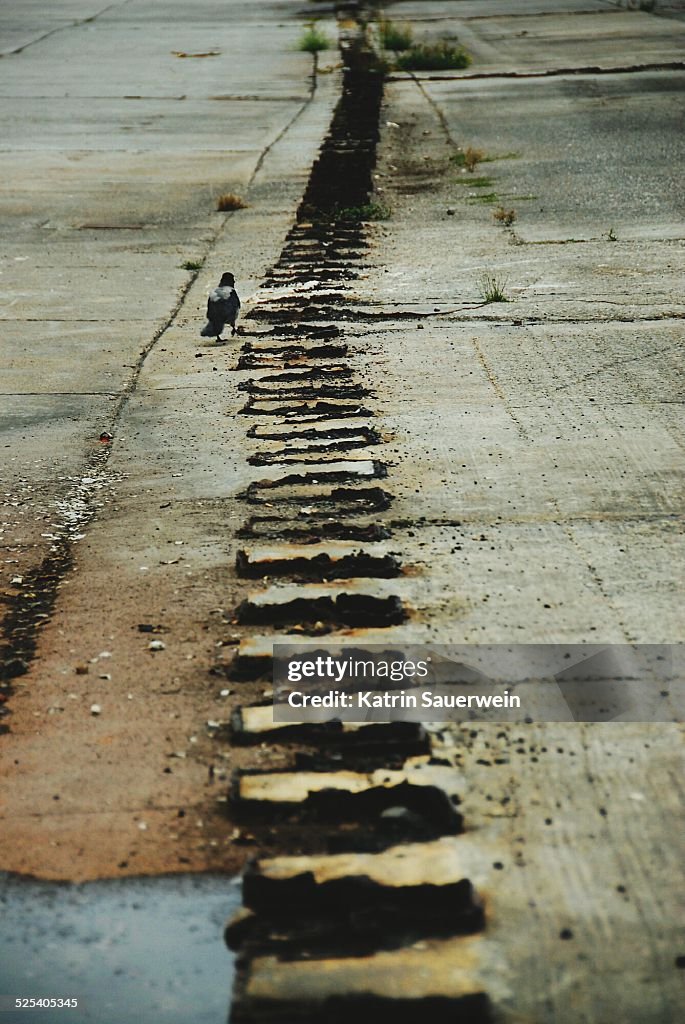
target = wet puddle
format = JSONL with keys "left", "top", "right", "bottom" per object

{"left": 0, "top": 873, "right": 239, "bottom": 1023}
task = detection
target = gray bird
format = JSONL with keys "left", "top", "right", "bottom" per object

{"left": 201, "top": 272, "right": 240, "bottom": 343}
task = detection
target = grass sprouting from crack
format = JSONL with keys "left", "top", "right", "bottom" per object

{"left": 298, "top": 22, "right": 331, "bottom": 53}
{"left": 451, "top": 146, "right": 486, "bottom": 173}
{"left": 216, "top": 192, "right": 248, "bottom": 212}
{"left": 304, "top": 201, "right": 391, "bottom": 224}
{"left": 396, "top": 41, "right": 470, "bottom": 71}
{"left": 335, "top": 202, "right": 391, "bottom": 222}
{"left": 378, "top": 18, "right": 413, "bottom": 51}
{"left": 479, "top": 273, "right": 509, "bottom": 303}
{"left": 493, "top": 206, "right": 517, "bottom": 226}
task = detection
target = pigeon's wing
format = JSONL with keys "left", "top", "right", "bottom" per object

{"left": 207, "top": 286, "right": 239, "bottom": 325}
{"left": 206, "top": 287, "right": 227, "bottom": 325}
{"left": 218, "top": 286, "right": 239, "bottom": 320}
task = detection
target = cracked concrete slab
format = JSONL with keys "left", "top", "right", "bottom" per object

{"left": 0, "top": 0, "right": 339, "bottom": 879}
{"left": 237, "top": 935, "right": 502, "bottom": 1017}
{"left": 246, "top": 836, "right": 486, "bottom": 890}
{"left": 360, "top": 15, "right": 684, "bottom": 648}
{"left": 387, "top": 1, "right": 685, "bottom": 75}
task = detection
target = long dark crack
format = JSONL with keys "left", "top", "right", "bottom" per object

{"left": 0, "top": 447, "right": 112, "bottom": 705}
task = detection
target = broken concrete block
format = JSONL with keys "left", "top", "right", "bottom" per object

{"left": 236, "top": 581, "right": 406, "bottom": 627}
{"left": 244, "top": 837, "right": 478, "bottom": 903}
{"left": 231, "top": 767, "right": 463, "bottom": 849}
{"left": 226, "top": 838, "right": 485, "bottom": 950}
{"left": 230, "top": 704, "right": 429, "bottom": 755}
{"left": 231, "top": 936, "right": 497, "bottom": 1023}
{"left": 236, "top": 542, "right": 400, "bottom": 580}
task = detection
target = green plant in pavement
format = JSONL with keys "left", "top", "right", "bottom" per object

{"left": 298, "top": 22, "right": 331, "bottom": 53}
{"left": 493, "top": 206, "right": 517, "bottom": 226}
{"left": 396, "top": 41, "right": 470, "bottom": 71}
{"left": 479, "top": 273, "right": 509, "bottom": 303}
{"left": 378, "top": 18, "right": 413, "bottom": 51}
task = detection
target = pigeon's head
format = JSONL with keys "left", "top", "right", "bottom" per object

{"left": 219, "top": 272, "right": 235, "bottom": 287}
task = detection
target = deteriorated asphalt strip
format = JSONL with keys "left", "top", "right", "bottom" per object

{"left": 223, "top": 7, "right": 495, "bottom": 1023}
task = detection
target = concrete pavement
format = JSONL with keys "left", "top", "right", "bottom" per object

{"left": 1, "top": 0, "right": 335, "bottom": 569}
{"left": 0, "top": 1, "right": 683, "bottom": 1019}
{"left": 341, "top": 3, "right": 683, "bottom": 1018}
{"left": 0, "top": 0, "right": 339, "bottom": 878}
{"left": 365, "top": 0, "right": 684, "bottom": 643}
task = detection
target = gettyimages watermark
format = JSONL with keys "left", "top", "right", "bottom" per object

{"left": 273, "top": 644, "right": 684, "bottom": 723}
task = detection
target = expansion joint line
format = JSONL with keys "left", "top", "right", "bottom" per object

{"left": 222, "top": 10, "right": 499, "bottom": 1023}
{"left": 1, "top": 0, "right": 135, "bottom": 57}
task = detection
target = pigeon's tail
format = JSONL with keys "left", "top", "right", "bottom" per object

{"left": 200, "top": 321, "right": 218, "bottom": 338}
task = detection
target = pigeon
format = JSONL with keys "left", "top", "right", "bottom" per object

{"left": 200, "top": 272, "right": 240, "bottom": 343}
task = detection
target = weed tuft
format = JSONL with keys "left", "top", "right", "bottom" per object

{"left": 395, "top": 41, "right": 471, "bottom": 72}
{"left": 479, "top": 273, "right": 509, "bottom": 303}
{"left": 493, "top": 206, "right": 517, "bottom": 227}
{"left": 453, "top": 146, "right": 486, "bottom": 172}
{"left": 464, "top": 146, "right": 485, "bottom": 172}
{"left": 378, "top": 18, "right": 413, "bottom": 51}
{"left": 303, "top": 200, "right": 391, "bottom": 224}
{"left": 181, "top": 259, "right": 202, "bottom": 271}
{"left": 335, "top": 201, "right": 391, "bottom": 222}
{"left": 606, "top": 227, "right": 618, "bottom": 241}
{"left": 298, "top": 22, "right": 331, "bottom": 53}
{"left": 216, "top": 192, "right": 248, "bottom": 212}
